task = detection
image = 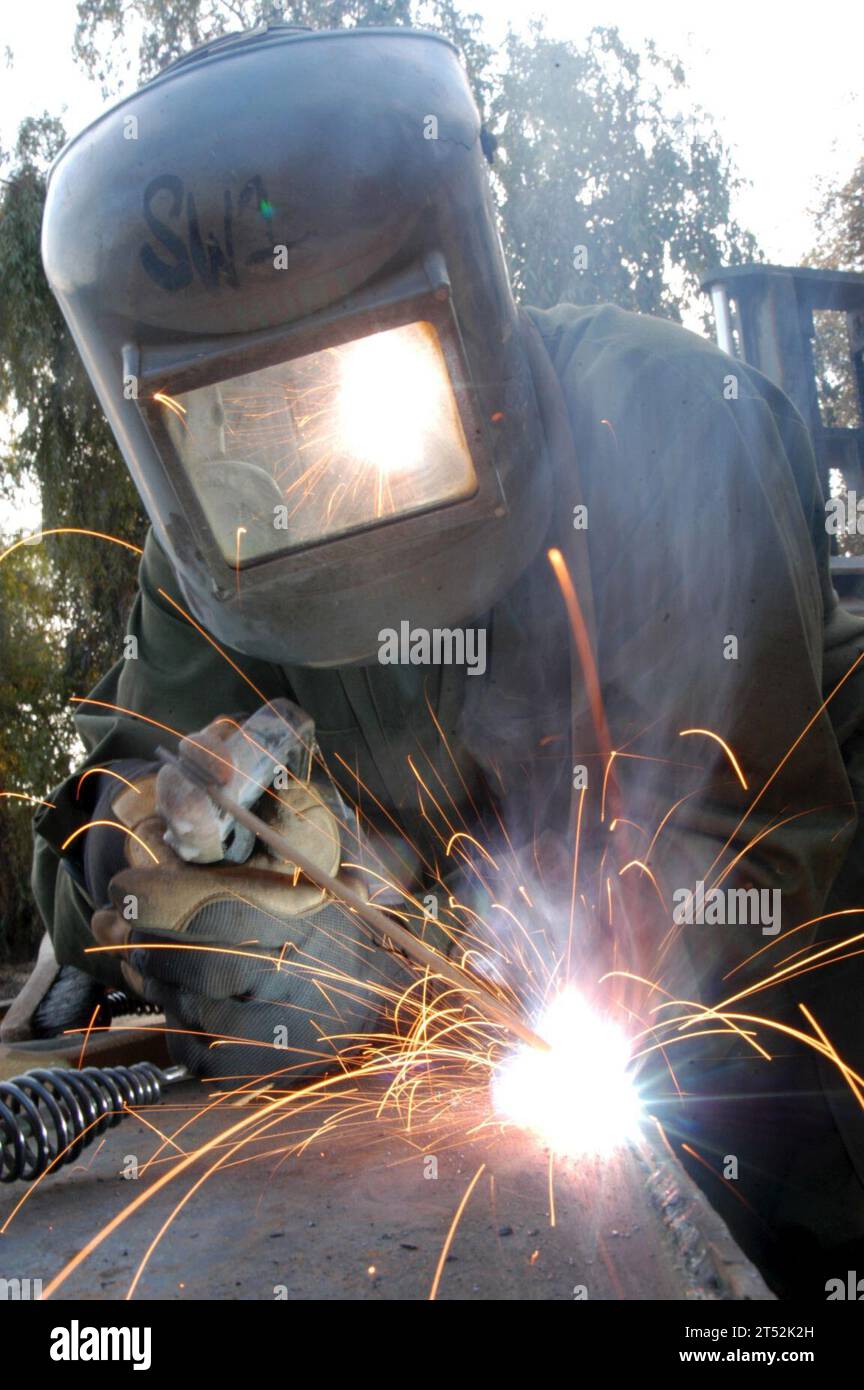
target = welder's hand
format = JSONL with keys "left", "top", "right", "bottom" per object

{"left": 154, "top": 700, "right": 315, "bottom": 865}
{"left": 91, "top": 782, "right": 406, "bottom": 1081}
{"left": 155, "top": 716, "right": 238, "bottom": 864}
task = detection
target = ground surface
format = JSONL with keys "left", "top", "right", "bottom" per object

{"left": 1, "top": 1059, "right": 771, "bottom": 1301}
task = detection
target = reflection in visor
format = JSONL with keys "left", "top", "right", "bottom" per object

{"left": 155, "top": 321, "right": 477, "bottom": 566}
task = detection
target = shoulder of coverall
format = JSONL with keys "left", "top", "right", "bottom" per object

{"left": 528, "top": 301, "right": 864, "bottom": 708}
{"left": 525, "top": 300, "right": 809, "bottom": 430}
{"left": 525, "top": 299, "right": 829, "bottom": 567}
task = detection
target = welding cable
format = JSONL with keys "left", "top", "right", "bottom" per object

{"left": 0, "top": 1062, "right": 186, "bottom": 1183}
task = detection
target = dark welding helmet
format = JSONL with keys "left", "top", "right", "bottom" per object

{"left": 42, "top": 22, "right": 553, "bottom": 665}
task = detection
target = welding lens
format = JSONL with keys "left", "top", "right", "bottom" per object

{"left": 153, "top": 321, "right": 477, "bottom": 565}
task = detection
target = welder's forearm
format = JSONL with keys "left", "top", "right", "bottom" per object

{"left": 80, "top": 760, "right": 159, "bottom": 907}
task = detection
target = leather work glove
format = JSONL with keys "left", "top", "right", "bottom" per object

{"left": 91, "top": 737, "right": 408, "bottom": 1083}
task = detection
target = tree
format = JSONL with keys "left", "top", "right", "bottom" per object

{"left": 0, "top": 543, "right": 75, "bottom": 961}
{"left": 491, "top": 23, "right": 758, "bottom": 321}
{"left": 806, "top": 156, "right": 864, "bottom": 433}
{"left": 0, "top": 116, "right": 146, "bottom": 960}
{"left": 801, "top": 153, "right": 864, "bottom": 555}
{"left": 810, "top": 156, "right": 864, "bottom": 275}
{"left": 0, "top": 116, "right": 147, "bottom": 696}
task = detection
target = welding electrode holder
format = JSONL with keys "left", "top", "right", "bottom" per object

{"left": 0, "top": 1061, "right": 187, "bottom": 1183}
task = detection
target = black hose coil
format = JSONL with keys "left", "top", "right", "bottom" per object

{"left": 0, "top": 1062, "right": 171, "bottom": 1183}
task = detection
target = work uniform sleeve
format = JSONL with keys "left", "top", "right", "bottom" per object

{"left": 31, "top": 528, "right": 291, "bottom": 982}
{"left": 536, "top": 303, "right": 864, "bottom": 1002}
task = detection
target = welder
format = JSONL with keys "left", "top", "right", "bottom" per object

{"left": 6, "top": 21, "right": 864, "bottom": 1294}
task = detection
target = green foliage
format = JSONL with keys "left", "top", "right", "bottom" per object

{"left": 0, "top": 116, "right": 146, "bottom": 697}
{"left": 492, "top": 24, "right": 759, "bottom": 320}
{"left": 806, "top": 156, "right": 864, "bottom": 436}
{"left": 804, "top": 154, "right": 864, "bottom": 553}
{"left": 809, "top": 156, "right": 864, "bottom": 275}
{"left": 0, "top": 543, "right": 75, "bottom": 959}
{"left": 0, "top": 117, "right": 146, "bottom": 959}
{"left": 812, "top": 310, "right": 859, "bottom": 432}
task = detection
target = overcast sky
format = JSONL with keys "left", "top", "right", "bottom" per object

{"left": 2, "top": 0, "right": 861, "bottom": 265}
{"left": 485, "top": 0, "right": 862, "bottom": 263}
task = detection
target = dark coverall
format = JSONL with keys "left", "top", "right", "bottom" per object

{"left": 28, "top": 302, "right": 864, "bottom": 1293}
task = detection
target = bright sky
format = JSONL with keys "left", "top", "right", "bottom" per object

{"left": 475, "top": 0, "right": 863, "bottom": 263}
{"left": 2, "top": 0, "right": 861, "bottom": 264}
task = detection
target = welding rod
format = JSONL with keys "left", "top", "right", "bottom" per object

{"left": 157, "top": 748, "right": 549, "bottom": 1053}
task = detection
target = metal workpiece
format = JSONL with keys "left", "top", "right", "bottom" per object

{"left": 0, "top": 1072, "right": 772, "bottom": 1301}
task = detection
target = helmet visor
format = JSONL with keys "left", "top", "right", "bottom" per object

{"left": 152, "top": 320, "right": 477, "bottom": 567}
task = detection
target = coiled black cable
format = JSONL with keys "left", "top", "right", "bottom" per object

{"left": 0, "top": 1062, "right": 185, "bottom": 1184}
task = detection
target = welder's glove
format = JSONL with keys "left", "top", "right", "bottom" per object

{"left": 90, "top": 779, "right": 407, "bottom": 1083}
{"left": 155, "top": 703, "right": 314, "bottom": 864}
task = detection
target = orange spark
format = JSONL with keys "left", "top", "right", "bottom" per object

{"left": 566, "top": 782, "right": 587, "bottom": 976}
{"left": 444, "top": 831, "right": 499, "bottom": 869}
{"left": 428, "top": 1163, "right": 486, "bottom": 1301}
{"left": 679, "top": 728, "right": 748, "bottom": 790}
{"left": 723, "top": 907, "right": 864, "bottom": 982}
{"left": 0, "top": 791, "right": 55, "bottom": 809}
{"left": 76, "top": 767, "right": 141, "bottom": 799}
{"left": 547, "top": 547, "right": 613, "bottom": 777}
{"left": 0, "top": 527, "right": 143, "bottom": 567}
{"left": 153, "top": 391, "right": 187, "bottom": 422}
{"left": 702, "top": 643, "right": 864, "bottom": 885}
{"left": 618, "top": 859, "right": 667, "bottom": 911}
{"left": 61, "top": 819, "right": 160, "bottom": 864}
{"left": 77, "top": 1004, "right": 101, "bottom": 1071}
{"left": 679, "top": 1143, "right": 756, "bottom": 1212}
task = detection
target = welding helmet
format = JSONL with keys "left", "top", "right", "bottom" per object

{"left": 42, "top": 22, "right": 553, "bottom": 665}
